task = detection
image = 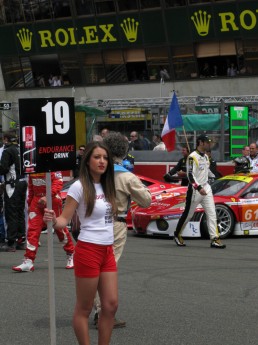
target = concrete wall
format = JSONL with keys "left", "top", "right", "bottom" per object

{"left": 1, "top": 73, "right": 257, "bottom": 106}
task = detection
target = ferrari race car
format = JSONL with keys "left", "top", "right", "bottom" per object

{"left": 61, "top": 175, "right": 187, "bottom": 238}
{"left": 132, "top": 173, "right": 258, "bottom": 239}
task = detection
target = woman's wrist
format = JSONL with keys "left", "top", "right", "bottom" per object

{"left": 52, "top": 219, "right": 57, "bottom": 228}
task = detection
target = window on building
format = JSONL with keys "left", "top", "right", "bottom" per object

{"left": 29, "top": 0, "right": 52, "bottom": 20}
{"left": 1, "top": 1, "right": 11, "bottom": 23}
{"left": 188, "top": 0, "right": 210, "bottom": 4}
{"left": 165, "top": 0, "right": 186, "bottom": 7}
{"left": 139, "top": 0, "right": 161, "bottom": 9}
{"left": 52, "top": 0, "right": 71, "bottom": 18}
{"left": 2, "top": 57, "right": 24, "bottom": 88}
{"left": 59, "top": 54, "right": 83, "bottom": 85}
{"left": 103, "top": 50, "right": 127, "bottom": 83}
{"left": 21, "top": 57, "right": 34, "bottom": 87}
{"left": 241, "top": 39, "right": 258, "bottom": 76}
{"left": 195, "top": 41, "right": 237, "bottom": 77}
{"left": 116, "top": 0, "right": 138, "bottom": 11}
{"left": 145, "top": 47, "right": 170, "bottom": 81}
{"left": 30, "top": 54, "right": 60, "bottom": 86}
{"left": 4, "top": 0, "right": 27, "bottom": 22}
{"left": 83, "top": 52, "right": 105, "bottom": 84}
{"left": 15, "top": 0, "right": 52, "bottom": 22}
{"left": 124, "top": 49, "right": 148, "bottom": 82}
{"left": 75, "top": 0, "right": 95, "bottom": 15}
{"left": 172, "top": 45, "right": 196, "bottom": 80}
{"left": 94, "top": 0, "right": 116, "bottom": 14}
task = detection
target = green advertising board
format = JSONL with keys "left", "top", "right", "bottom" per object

{"left": 229, "top": 106, "right": 249, "bottom": 158}
{"left": 0, "top": 1, "right": 258, "bottom": 56}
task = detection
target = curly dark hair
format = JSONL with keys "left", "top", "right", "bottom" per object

{"left": 104, "top": 132, "right": 129, "bottom": 159}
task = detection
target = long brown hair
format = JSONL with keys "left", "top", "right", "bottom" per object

{"left": 79, "top": 141, "right": 117, "bottom": 217}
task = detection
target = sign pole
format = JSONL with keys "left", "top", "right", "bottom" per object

{"left": 19, "top": 98, "right": 76, "bottom": 345}
{"left": 220, "top": 99, "right": 225, "bottom": 161}
{"left": 46, "top": 172, "right": 57, "bottom": 345}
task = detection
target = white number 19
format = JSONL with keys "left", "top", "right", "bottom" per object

{"left": 42, "top": 101, "right": 70, "bottom": 135}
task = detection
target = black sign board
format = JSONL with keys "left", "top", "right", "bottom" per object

{"left": 19, "top": 98, "right": 76, "bottom": 173}
{"left": 0, "top": 102, "right": 11, "bottom": 110}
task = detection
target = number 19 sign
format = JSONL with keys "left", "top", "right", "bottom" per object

{"left": 19, "top": 98, "right": 76, "bottom": 173}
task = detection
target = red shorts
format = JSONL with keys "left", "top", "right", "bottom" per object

{"left": 74, "top": 240, "right": 117, "bottom": 278}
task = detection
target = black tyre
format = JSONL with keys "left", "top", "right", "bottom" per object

{"left": 192, "top": 212, "right": 209, "bottom": 239}
{"left": 194, "top": 204, "right": 235, "bottom": 239}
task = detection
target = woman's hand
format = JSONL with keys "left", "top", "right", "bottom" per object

{"left": 43, "top": 208, "right": 57, "bottom": 225}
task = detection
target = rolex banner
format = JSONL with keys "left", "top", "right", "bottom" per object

{"left": 19, "top": 98, "right": 76, "bottom": 174}
{"left": 1, "top": 1, "right": 258, "bottom": 56}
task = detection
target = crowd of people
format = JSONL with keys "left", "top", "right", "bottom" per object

{"left": 1, "top": 127, "right": 257, "bottom": 344}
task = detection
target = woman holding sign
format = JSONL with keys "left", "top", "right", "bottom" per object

{"left": 43, "top": 141, "right": 118, "bottom": 345}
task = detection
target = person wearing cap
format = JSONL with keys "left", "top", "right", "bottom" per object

{"left": 174, "top": 134, "right": 226, "bottom": 249}
{"left": 0, "top": 131, "right": 27, "bottom": 252}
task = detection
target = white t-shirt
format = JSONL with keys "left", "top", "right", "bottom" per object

{"left": 68, "top": 180, "right": 114, "bottom": 245}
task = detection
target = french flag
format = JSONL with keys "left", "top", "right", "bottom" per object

{"left": 161, "top": 92, "right": 183, "bottom": 152}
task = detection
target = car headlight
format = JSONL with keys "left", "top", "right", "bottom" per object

{"left": 156, "top": 219, "right": 169, "bottom": 231}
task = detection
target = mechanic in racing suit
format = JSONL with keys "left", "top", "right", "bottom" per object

{"left": 12, "top": 171, "right": 75, "bottom": 272}
{"left": 174, "top": 134, "right": 226, "bottom": 249}
{"left": 93, "top": 132, "right": 151, "bottom": 328}
{"left": 163, "top": 145, "right": 189, "bottom": 186}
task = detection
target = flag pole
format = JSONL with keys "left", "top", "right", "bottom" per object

{"left": 182, "top": 125, "right": 191, "bottom": 152}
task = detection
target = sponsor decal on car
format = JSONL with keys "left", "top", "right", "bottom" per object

{"left": 241, "top": 222, "right": 252, "bottom": 229}
{"left": 184, "top": 222, "right": 201, "bottom": 237}
{"left": 252, "top": 221, "right": 258, "bottom": 229}
{"left": 239, "top": 199, "right": 258, "bottom": 204}
{"left": 164, "top": 214, "right": 182, "bottom": 219}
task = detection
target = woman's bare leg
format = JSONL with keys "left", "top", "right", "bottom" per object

{"left": 73, "top": 276, "right": 99, "bottom": 345}
{"left": 97, "top": 271, "right": 118, "bottom": 345}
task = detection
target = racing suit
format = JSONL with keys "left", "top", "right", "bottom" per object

{"left": 25, "top": 172, "right": 74, "bottom": 261}
{"left": 163, "top": 157, "right": 188, "bottom": 186}
{"left": 174, "top": 150, "right": 219, "bottom": 240}
{"left": 94, "top": 161, "right": 152, "bottom": 313}
{"left": 0, "top": 141, "right": 27, "bottom": 246}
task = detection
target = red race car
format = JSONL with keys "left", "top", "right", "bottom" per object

{"left": 132, "top": 173, "right": 258, "bottom": 239}
{"left": 61, "top": 175, "right": 187, "bottom": 238}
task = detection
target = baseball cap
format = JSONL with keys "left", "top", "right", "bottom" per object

{"left": 197, "top": 134, "right": 211, "bottom": 143}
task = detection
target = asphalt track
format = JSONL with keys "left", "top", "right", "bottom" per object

{"left": 1, "top": 232, "right": 258, "bottom": 345}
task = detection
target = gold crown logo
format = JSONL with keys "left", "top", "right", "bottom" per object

{"left": 120, "top": 18, "right": 139, "bottom": 43}
{"left": 17, "top": 28, "right": 33, "bottom": 51}
{"left": 191, "top": 10, "right": 211, "bottom": 37}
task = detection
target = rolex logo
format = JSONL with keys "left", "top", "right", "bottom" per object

{"left": 120, "top": 18, "right": 139, "bottom": 42}
{"left": 17, "top": 28, "right": 33, "bottom": 51}
{"left": 191, "top": 10, "right": 211, "bottom": 37}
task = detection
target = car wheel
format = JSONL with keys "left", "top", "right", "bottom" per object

{"left": 192, "top": 212, "right": 209, "bottom": 239}
{"left": 194, "top": 205, "right": 235, "bottom": 239}
{"left": 215, "top": 205, "right": 235, "bottom": 239}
